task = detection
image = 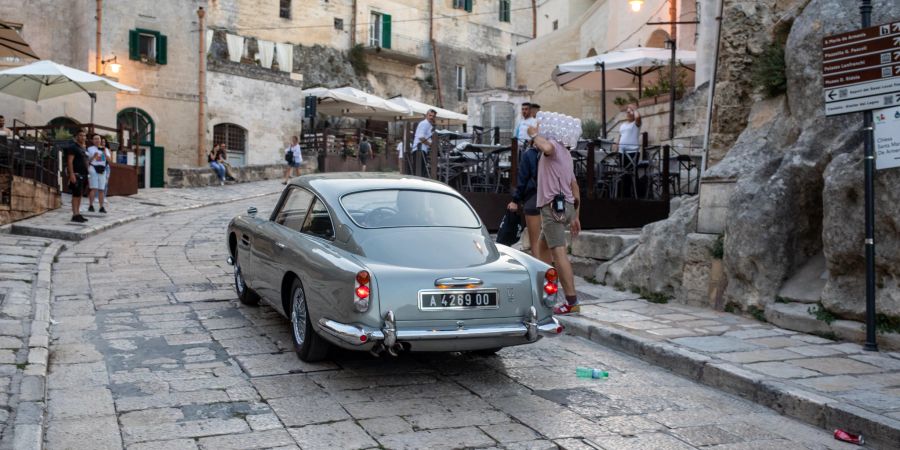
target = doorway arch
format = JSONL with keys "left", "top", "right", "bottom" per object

{"left": 117, "top": 108, "right": 163, "bottom": 187}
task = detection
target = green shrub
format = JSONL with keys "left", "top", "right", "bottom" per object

{"left": 808, "top": 304, "right": 836, "bottom": 325}
{"left": 876, "top": 313, "right": 900, "bottom": 334}
{"left": 751, "top": 41, "right": 787, "bottom": 98}
{"left": 711, "top": 235, "right": 724, "bottom": 259}
{"left": 348, "top": 44, "right": 368, "bottom": 75}
{"left": 581, "top": 119, "right": 602, "bottom": 140}
{"left": 747, "top": 305, "right": 767, "bottom": 323}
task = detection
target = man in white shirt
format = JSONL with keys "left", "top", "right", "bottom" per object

{"left": 411, "top": 109, "right": 436, "bottom": 177}
{"left": 283, "top": 136, "right": 303, "bottom": 185}
{"left": 618, "top": 106, "right": 642, "bottom": 154}
{"left": 513, "top": 103, "right": 536, "bottom": 149}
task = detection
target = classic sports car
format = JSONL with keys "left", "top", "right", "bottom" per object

{"left": 226, "top": 173, "right": 563, "bottom": 362}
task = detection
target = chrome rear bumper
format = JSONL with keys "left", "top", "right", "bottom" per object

{"left": 317, "top": 306, "right": 563, "bottom": 348}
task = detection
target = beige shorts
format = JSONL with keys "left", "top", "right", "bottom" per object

{"left": 539, "top": 202, "right": 576, "bottom": 249}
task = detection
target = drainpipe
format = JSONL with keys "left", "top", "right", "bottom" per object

{"left": 700, "top": 0, "right": 724, "bottom": 173}
{"left": 197, "top": 7, "right": 207, "bottom": 166}
{"left": 95, "top": 0, "right": 102, "bottom": 74}
{"left": 532, "top": 0, "right": 537, "bottom": 38}
{"left": 430, "top": 0, "right": 443, "bottom": 107}
{"left": 350, "top": 0, "right": 357, "bottom": 47}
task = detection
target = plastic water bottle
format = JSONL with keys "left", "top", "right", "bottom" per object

{"left": 576, "top": 367, "right": 608, "bottom": 379}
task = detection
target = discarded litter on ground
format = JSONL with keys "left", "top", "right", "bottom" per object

{"left": 833, "top": 429, "right": 864, "bottom": 445}
{"left": 576, "top": 366, "right": 608, "bottom": 379}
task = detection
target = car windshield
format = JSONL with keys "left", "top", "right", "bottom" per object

{"left": 341, "top": 189, "right": 481, "bottom": 229}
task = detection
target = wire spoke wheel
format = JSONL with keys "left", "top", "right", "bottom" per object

{"left": 291, "top": 285, "right": 307, "bottom": 346}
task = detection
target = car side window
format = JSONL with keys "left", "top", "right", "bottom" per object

{"left": 301, "top": 198, "right": 335, "bottom": 240}
{"left": 274, "top": 187, "right": 314, "bottom": 232}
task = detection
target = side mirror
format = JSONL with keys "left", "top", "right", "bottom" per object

{"left": 247, "top": 207, "right": 258, "bottom": 216}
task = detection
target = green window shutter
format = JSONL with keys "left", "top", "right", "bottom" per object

{"left": 381, "top": 14, "right": 391, "bottom": 49}
{"left": 156, "top": 33, "right": 167, "bottom": 65}
{"left": 129, "top": 30, "right": 140, "bottom": 60}
{"left": 465, "top": 0, "right": 472, "bottom": 12}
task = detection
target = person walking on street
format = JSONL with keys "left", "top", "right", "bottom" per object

{"left": 283, "top": 136, "right": 302, "bottom": 184}
{"left": 208, "top": 144, "right": 226, "bottom": 185}
{"left": 411, "top": 109, "right": 435, "bottom": 177}
{"left": 507, "top": 123, "right": 544, "bottom": 262}
{"left": 529, "top": 123, "right": 582, "bottom": 314}
{"left": 358, "top": 136, "right": 371, "bottom": 172}
{"left": 87, "top": 134, "right": 110, "bottom": 214}
{"left": 64, "top": 129, "right": 90, "bottom": 223}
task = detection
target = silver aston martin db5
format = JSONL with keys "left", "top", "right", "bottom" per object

{"left": 226, "top": 173, "right": 563, "bottom": 361}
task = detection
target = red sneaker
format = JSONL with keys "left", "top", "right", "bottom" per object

{"left": 553, "top": 303, "right": 581, "bottom": 315}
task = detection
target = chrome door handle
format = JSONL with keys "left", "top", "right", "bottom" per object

{"left": 275, "top": 242, "right": 286, "bottom": 249}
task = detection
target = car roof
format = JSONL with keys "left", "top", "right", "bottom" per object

{"left": 293, "top": 172, "right": 460, "bottom": 199}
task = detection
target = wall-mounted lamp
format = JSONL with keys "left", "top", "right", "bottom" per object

{"left": 629, "top": 0, "right": 644, "bottom": 12}
{"left": 102, "top": 56, "right": 121, "bottom": 75}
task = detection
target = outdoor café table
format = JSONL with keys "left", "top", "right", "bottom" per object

{"left": 462, "top": 143, "right": 509, "bottom": 193}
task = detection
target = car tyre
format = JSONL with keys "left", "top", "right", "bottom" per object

{"left": 233, "top": 252, "right": 260, "bottom": 306}
{"left": 289, "top": 277, "right": 329, "bottom": 362}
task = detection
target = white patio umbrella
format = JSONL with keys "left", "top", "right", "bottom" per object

{"left": 302, "top": 86, "right": 410, "bottom": 121}
{"left": 0, "top": 60, "right": 138, "bottom": 123}
{"left": 388, "top": 96, "right": 468, "bottom": 125}
{"left": 551, "top": 47, "right": 696, "bottom": 138}
{"left": 552, "top": 47, "right": 697, "bottom": 92}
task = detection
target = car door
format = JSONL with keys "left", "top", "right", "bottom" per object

{"left": 253, "top": 187, "right": 314, "bottom": 303}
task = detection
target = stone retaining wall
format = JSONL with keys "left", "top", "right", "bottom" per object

{"left": 0, "top": 175, "right": 61, "bottom": 225}
{"left": 166, "top": 162, "right": 315, "bottom": 188}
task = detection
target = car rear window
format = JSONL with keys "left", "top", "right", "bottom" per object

{"left": 341, "top": 189, "right": 481, "bottom": 229}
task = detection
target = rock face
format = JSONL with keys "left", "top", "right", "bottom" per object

{"left": 614, "top": 0, "right": 900, "bottom": 322}
{"left": 608, "top": 196, "right": 699, "bottom": 295}
{"left": 822, "top": 154, "right": 900, "bottom": 318}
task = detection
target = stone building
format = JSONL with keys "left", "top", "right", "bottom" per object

{"left": 0, "top": 0, "right": 534, "bottom": 185}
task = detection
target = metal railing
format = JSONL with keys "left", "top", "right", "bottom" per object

{"left": 0, "top": 138, "right": 60, "bottom": 204}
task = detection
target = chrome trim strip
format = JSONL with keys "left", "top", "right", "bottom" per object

{"left": 434, "top": 277, "right": 484, "bottom": 287}
{"left": 317, "top": 319, "right": 384, "bottom": 346}
{"left": 396, "top": 324, "right": 528, "bottom": 340}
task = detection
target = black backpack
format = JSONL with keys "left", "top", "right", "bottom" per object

{"left": 496, "top": 209, "right": 523, "bottom": 246}
{"left": 285, "top": 149, "right": 293, "bottom": 163}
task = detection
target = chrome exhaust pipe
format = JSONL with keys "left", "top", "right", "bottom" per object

{"left": 369, "top": 343, "right": 385, "bottom": 357}
{"left": 387, "top": 343, "right": 403, "bottom": 357}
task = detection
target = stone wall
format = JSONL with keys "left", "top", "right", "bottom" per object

{"left": 0, "top": 175, "right": 61, "bottom": 225}
{"left": 166, "top": 163, "right": 312, "bottom": 188}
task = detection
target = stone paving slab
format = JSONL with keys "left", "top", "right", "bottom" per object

{"left": 10, "top": 180, "right": 284, "bottom": 241}
{"left": 0, "top": 235, "right": 66, "bottom": 450}
{"left": 560, "top": 278, "right": 900, "bottom": 449}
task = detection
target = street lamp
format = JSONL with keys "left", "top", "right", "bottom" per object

{"left": 629, "top": 0, "right": 644, "bottom": 12}
{"left": 101, "top": 56, "right": 120, "bottom": 75}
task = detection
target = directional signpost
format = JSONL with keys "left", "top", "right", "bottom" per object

{"left": 824, "top": 21, "right": 900, "bottom": 116}
{"left": 822, "top": 7, "right": 898, "bottom": 352}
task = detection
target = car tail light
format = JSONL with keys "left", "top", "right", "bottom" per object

{"left": 354, "top": 270, "right": 371, "bottom": 312}
{"left": 543, "top": 269, "right": 559, "bottom": 306}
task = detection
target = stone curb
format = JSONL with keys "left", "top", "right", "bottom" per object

{"left": 10, "top": 189, "right": 279, "bottom": 241}
{"left": 8, "top": 241, "right": 65, "bottom": 450}
{"left": 558, "top": 315, "right": 900, "bottom": 450}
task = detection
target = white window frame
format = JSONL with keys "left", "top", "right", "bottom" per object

{"left": 369, "top": 11, "right": 383, "bottom": 47}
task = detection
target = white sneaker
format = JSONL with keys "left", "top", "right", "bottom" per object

{"left": 221, "top": 181, "right": 225, "bottom": 186}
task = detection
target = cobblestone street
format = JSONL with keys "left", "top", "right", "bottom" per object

{"left": 38, "top": 195, "right": 852, "bottom": 450}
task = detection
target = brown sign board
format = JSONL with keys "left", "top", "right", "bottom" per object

{"left": 824, "top": 22, "right": 900, "bottom": 116}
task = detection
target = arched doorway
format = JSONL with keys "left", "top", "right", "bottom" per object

{"left": 117, "top": 108, "right": 163, "bottom": 188}
{"left": 586, "top": 48, "right": 598, "bottom": 57}
{"left": 46, "top": 116, "right": 81, "bottom": 140}
{"left": 646, "top": 29, "right": 670, "bottom": 48}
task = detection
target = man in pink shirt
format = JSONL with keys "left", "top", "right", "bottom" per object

{"left": 528, "top": 124, "right": 582, "bottom": 314}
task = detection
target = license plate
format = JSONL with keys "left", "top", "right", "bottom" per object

{"left": 418, "top": 289, "right": 499, "bottom": 310}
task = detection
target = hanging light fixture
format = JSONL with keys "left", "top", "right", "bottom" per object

{"left": 629, "top": 0, "right": 644, "bottom": 12}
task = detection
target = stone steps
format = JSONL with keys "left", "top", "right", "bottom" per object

{"left": 766, "top": 301, "right": 900, "bottom": 350}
